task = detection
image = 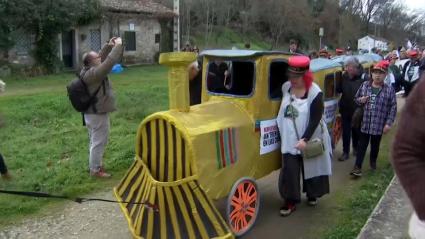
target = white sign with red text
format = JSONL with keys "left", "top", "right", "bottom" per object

{"left": 260, "top": 119, "right": 281, "bottom": 155}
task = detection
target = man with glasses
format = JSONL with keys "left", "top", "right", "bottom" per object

{"left": 336, "top": 57, "right": 367, "bottom": 161}
{"left": 80, "top": 37, "right": 122, "bottom": 178}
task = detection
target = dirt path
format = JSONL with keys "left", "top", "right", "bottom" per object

{"left": 2, "top": 97, "right": 405, "bottom": 239}
{"left": 1, "top": 191, "right": 131, "bottom": 239}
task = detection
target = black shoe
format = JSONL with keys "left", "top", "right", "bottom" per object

{"left": 350, "top": 167, "right": 362, "bottom": 177}
{"left": 370, "top": 161, "right": 377, "bottom": 170}
{"left": 338, "top": 153, "right": 349, "bottom": 161}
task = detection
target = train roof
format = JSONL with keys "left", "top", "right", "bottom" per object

{"left": 200, "top": 49, "right": 292, "bottom": 58}
{"left": 331, "top": 54, "right": 382, "bottom": 65}
{"left": 310, "top": 58, "right": 342, "bottom": 72}
{"left": 201, "top": 49, "right": 342, "bottom": 72}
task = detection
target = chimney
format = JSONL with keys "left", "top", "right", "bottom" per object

{"left": 159, "top": 52, "right": 197, "bottom": 112}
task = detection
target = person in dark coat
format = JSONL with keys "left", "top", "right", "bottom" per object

{"left": 336, "top": 57, "right": 367, "bottom": 161}
{"left": 392, "top": 74, "right": 425, "bottom": 238}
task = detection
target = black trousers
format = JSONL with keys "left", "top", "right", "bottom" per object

{"left": 278, "top": 154, "right": 329, "bottom": 204}
{"left": 0, "top": 153, "right": 8, "bottom": 175}
{"left": 341, "top": 114, "right": 359, "bottom": 154}
{"left": 355, "top": 133, "right": 382, "bottom": 169}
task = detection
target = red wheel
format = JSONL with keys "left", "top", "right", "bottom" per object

{"left": 226, "top": 177, "right": 260, "bottom": 237}
{"left": 332, "top": 115, "right": 342, "bottom": 148}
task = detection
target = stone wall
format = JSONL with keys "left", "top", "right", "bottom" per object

{"left": 77, "top": 14, "right": 162, "bottom": 66}
{"left": 4, "top": 14, "right": 163, "bottom": 69}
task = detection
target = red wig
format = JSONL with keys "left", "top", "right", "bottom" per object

{"left": 303, "top": 70, "right": 314, "bottom": 89}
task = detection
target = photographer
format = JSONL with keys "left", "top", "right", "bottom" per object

{"left": 80, "top": 37, "right": 122, "bottom": 178}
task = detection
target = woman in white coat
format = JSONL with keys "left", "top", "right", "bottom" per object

{"left": 277, "top": 56, "right": 332, "bottom": 216}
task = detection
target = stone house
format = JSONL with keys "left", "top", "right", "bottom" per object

{"left": 7, "top": 0, "right": 174, "bottom": 69}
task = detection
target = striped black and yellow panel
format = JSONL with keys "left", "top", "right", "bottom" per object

{"left": 114, "top": 117, "right": 234, "bottom": 239}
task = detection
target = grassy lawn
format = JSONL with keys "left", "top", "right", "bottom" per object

{"left": 319, "top": 123, "right": 397, "bottom": 238}
{"left": 0, "top": 65, "right": 169, "bottom": 227}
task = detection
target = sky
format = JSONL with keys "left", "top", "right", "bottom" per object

{"left": 396, "top": 0, "right": 425, "bottom": 12}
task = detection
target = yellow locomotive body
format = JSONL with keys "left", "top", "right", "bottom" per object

{"left": 114, "top": 51, "right": 377, "bottom": 239}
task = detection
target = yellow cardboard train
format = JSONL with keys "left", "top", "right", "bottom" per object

{"left": 114, "top": 50, "right": 377, "bottom": 239}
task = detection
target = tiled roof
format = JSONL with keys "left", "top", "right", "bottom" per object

{"left": 101, "top": 0, "right": 175, "bottom": 18}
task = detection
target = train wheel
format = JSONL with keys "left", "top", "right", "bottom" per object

{"left": 226, "top": 177, "right": 260, "bottom": 237}
{"left": 332, "top": 115, "right": 342, "bottom": 149}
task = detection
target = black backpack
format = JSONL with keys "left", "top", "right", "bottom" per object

{"left": 66, "top": 73, "right": 102, "bottom": 113}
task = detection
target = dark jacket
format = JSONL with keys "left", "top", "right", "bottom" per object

{"left": 289, "top": 48, "right": 304, "bottom": 55}
{"left": 392, "top": 74, "right": 425, "bottom": 220}
{"left": 80, "top": 43, "right": 122, "bottom": 114}
{"left": 402, "top": 59, "right": 421, "bottom": 82}
{"left": 336, "top": 71, "right": 367, "bottom": 117}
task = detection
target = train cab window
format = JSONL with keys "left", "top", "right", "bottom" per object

{"left": 324, "top": 73, "right": 336, "bottom": 99}
{"left": 269, "top": 61, "right": 289, "bottom": 100}
{"left": 207, "top": 61, "right": 254, "bottom": 96}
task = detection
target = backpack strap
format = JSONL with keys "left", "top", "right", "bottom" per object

{"left": 79, "top": 71, "right": 104, "bottom": 114}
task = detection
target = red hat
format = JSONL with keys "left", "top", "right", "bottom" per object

{"left": 288, "top": 56, "right": 310, "bottom": 74}
{"left": 336, "top": 48, "right": 344, "bottom": 53}
{"left": 408, "top": 50, "right": 418, "bottom": 57}
{"left": 372, "top": 60, "right": 390, "bottom": 73}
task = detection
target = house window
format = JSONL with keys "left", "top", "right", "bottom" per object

{"left": 207, "top": 61, "right": 255, "bottom": 96}
{"left": 324, "top": 73, "right": 336, "bottom": 99}
{"left": 14, "top": 33, "right": 34, "bottom": 56}
{"left": 155, "top": 34, "right": 160, "bottom": 44}
{"left": 124, "top": 31, "right": 136, "bottom": 51}
{"left": 269, "top": 61, "right": 289, "bottom": 100}
{"left": 89, "top": 29, "right": 101, "bottom": 52}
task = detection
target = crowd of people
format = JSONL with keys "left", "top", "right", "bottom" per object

{"left": 277, "top": 41, "right": 425, "bottom": 238}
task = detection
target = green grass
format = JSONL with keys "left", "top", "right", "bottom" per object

{"left": 319, "top": 125, "right": 397, "bottom": 238}
{"left": 0, "top": 65, "right": 169, "bottom": 227}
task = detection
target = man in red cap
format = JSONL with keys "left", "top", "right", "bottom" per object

{"left": 335, "top": 48, "right": 344, "bottom": 56}
{"left": 350, "top": 60, "right": 397, "bottom": 177}
{"left": 402, "top": 49, "right": 421, "bottom": 97}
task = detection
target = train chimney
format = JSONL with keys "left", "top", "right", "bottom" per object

{"left": 159, "top": 52, "right": 197, "bottom": 112}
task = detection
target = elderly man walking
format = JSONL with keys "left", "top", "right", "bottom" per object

{"left": 336, "top": 57, "right": 367, "bottom": 161}
{"left": 80, "top": 37, "right": 122, "bottom": 177}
